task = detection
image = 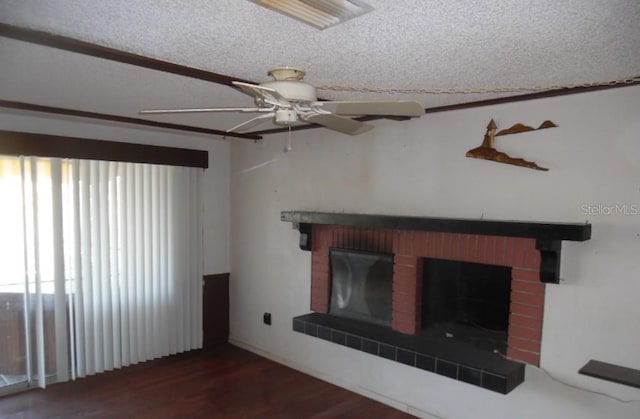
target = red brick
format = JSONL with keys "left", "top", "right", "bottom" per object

{"left": 395, "top": 230, "right": 406, "bottom": 255}
{"left": 370, "top": 229, "right": 379, "bottom": 252}
{"left": 311, "top": 268, "right": 330, "bottom": 280}
{"left": 358, "top": 228, "right": 367, "bottom": 250}
{"left": 394, "top": 255, "right": 417, "bottom": 266}
{"left": 454, "top": 233, "right": 465, "bottom": 260}
{"left": 393, "top": 301, "right": 417, "bottom": 314}
{"left": 394, "top": 264, "right": 418, "bottom": 276}
{"left": 311, "top": 297, "right": 329, "bottom": 310}
{"left": 508, "top": 335, "right": 541, "bottom": 353}
{"left": 413, "top": 231, "right": 426, "bottom": 256}
{"left": 464, "top": 234, "right": 478, "bottom": 262}
{"left": 312, "top": 260, "right": 329, "bottom": 274}
{"left": 512, "top": 238, "right": 533, "bottom": 268}
{"left": 367, "top": 229, "right": 376, "bottom": 251}
{"left": 373, "top": 229, "right": 381, "bottom": 251}
{"left": 392, "top": 310, "right": 418, "bottom": 325}
{"left": 502, "top": 237, "right": 517, "bottom": 266}
{"left": 509, "top": 313, "right": 543, "bottom": 330}
{"left": 513, "top": 238, "right": 526, "bottom": 268}
{"left": 321, "top": 225, "right": 332, "bottom": 247}
{"left": 393, "top": 291, "right": 419, "bottom": 305}
{"left": 394, "top": 273, "right": 419, "bottom": 289}
{"left": 475, "top": 235, "right": 487, "bottom": 263}
{"left": 311, "top": 276, "right": 330, "bottom": 291}
{"left": 313, "top": 247, "right": 329, "bottom": 259}
{"left": 311, "top": 286, "right": 329, "bottom": 298}
{"left": 441, "top": 233, "right": 453, "bottom": 259}
{"left": 406, "top": 231, "right": 415, "bottom": 255}
{"left": 511, "top": 291, "right": 545, "bottom": 306}
{"left": 511, "top": 279, "right": 545, "bottom": 295}
{"left": 485, "top": 235, "right": 498, "bottom": 265}
{"left": 432, "top": 232, "right": 444, "bottom": 258}
{"left": 507, "top": 347, "right": 540, "bottom": 366}
{"left": 311, "top": 250, "right": 328, "bottom": 264}
{"left": 393, "top": 279, "right": 416, "bottom": 294}
{"left": 525, "top": 249, "right": 542, "bottom": 270}
{"left": 380, "top": 229, "right": 388, "bottom": 251}
{"left": 509, "top": 324, "right": 542, "bottom": 341}
{"left": 330, "top": 226, "right": 338, "bottom": 246}
{"left": 510, "top": 303, "right": 543, "bottom": 319}
{"left": 423, "top": 232, "right": 433, "bottom": 257}
{"left": 524, "top": 239, "right": 537, "bottom": 267}
{"left": 443, "top": 233, "right": 456, "bottom": 260}
{"left": 311, "top": 283, "right": 330, "bottom": 295}
{"left": 382, "top": 229, "right": 392, "bottom": 251}
{"left": 311, "top": 296, "right": 329, "bottom": 313}
{"left": 494, "top": 236, "right": 507, "bottom": 266}
{"left": 470, "top": 235, "right": 481, "bottom": 263}
{"left": 512, "top": 268, "right": 541, "bottom": 282}
{"left": 352, "top": 227, "right": 360, "bottom": 249}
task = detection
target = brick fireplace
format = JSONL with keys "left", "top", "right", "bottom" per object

{"left": 310, "top": 225, "right": 545, "bottom": 366}
{"left": 283, "top": 211, "right": 590, "bottom": 393}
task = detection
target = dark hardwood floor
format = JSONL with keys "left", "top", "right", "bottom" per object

{"left": 0, "top": 344, "right": 415, "bottom": 418}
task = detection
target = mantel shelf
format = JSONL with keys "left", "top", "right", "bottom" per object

{"left": 281, "top": 211, "right": 592, "bottom": 284}
{"left": 281, "top": 211, "right": 591, "bottom": 242}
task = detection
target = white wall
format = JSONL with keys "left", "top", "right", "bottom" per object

{"left": 0, "top": 110, "right": 231, "bottom": 275}
{"left": 229, "top": 86, "right": 640, "bottom": 418}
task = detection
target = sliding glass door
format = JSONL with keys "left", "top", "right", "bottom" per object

{"left": 0, "top": 154, "right": 203, "bottom": 395}
{"left": 0, "top": 156, "right": 63, "bottom": 394}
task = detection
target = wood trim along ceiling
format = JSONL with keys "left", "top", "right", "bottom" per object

{"left": 0, "top": 100, "right": 262, "bottom": 140}
{"left": 0, "top": 23, "right": 254, "bottom": 87}
{"left": 0, "top": 130, "right": 209, "bottom": 168}
{"left": 2, "top": 23, "right": 639, "bottom": 138}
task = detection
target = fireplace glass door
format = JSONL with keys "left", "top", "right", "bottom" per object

{"left": 329, "top": 249, "right": 393, "bottom": 327}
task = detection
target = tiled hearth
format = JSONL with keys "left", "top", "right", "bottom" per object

{"left": 282, "top": 211, "right": 591, "bottom": 394}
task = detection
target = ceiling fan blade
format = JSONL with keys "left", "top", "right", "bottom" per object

{"left": 232, "top": 81, "right": 288, "bottom": 106}
{"left": 303, "top": 113, "right": 373, "bottom": 135}
{"left": 140, "top": 107, "right": 264, "bottom": 114}
{"left": 312, "top": 100, "right": 425, "bottom": 117}
{"left": 226, "top": 112, "right": 276, "bottom": 133}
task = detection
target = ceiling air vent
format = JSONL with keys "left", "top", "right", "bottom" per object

{"left": 249, "top": 0, "right": 374, "bottom": 30}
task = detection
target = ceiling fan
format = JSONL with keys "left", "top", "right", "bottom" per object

{"left": 140, "top": 67, "right": 425, "bottom": 135}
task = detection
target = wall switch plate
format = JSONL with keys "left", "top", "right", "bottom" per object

{"left": 263, "top": 312, "right": 271, "bottom": 325}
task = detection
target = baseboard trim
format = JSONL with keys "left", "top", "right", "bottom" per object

{"left": 228, "top": 336, "right": 439, "bottom": 419}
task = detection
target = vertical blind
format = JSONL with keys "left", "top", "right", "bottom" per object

{"left": 0, "top": 155, "right": 203, "bottom": 387}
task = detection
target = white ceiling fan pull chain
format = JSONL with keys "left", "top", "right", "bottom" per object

{"left": 284, "top": 125, "right": 293, "bottom": 152}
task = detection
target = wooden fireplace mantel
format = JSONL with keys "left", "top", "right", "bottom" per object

{"left": 281, "top": 211, "right": 591, "bottom": 284}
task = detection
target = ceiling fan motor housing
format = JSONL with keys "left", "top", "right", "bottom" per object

{"left": 261, "top": 80, "right": 317, "bottom": 102}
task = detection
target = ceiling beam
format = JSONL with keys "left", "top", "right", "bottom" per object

{"left": 0, "top": 22, "right": 257, "bottom": 86}
{"left": 0, "top": 100, "right": 262, "bottom": 140}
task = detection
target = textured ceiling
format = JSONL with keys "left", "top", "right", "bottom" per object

{"left": 0, "top": 0, "right": 639, "bottom": 137}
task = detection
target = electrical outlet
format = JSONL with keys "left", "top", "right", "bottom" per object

{"left": 263, "top": 312, "right": 271, "bottom": 325}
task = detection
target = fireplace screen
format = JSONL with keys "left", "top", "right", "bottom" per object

{"left": 422, "top": 258, "right": 511, "bottom": 351}
{"left": 329, "top": 249, "right": 393, "bottom": 327}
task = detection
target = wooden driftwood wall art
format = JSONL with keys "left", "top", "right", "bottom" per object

{"left": 466, "top": 119, "right": 557, "bottom": 171}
